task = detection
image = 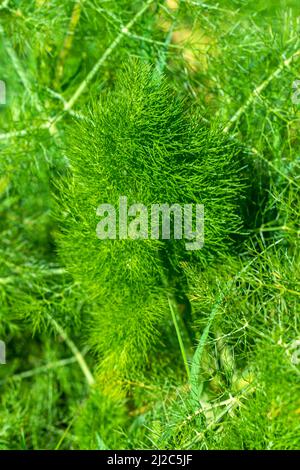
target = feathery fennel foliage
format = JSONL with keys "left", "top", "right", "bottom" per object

{"left": 0, "top": 0, "right": 299, "bottom": 450}
{"left": 57, "top": 62, "right": 247, "bottom": 386}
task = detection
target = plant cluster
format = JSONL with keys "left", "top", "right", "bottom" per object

{"left": 0, "top": 0, "right": 299, "bottom": 450}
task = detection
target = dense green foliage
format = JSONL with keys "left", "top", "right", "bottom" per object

{"left": 0, "top": 0, "right": 299, "bottom": 450}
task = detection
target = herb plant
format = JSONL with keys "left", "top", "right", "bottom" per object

{"left": 0, "top": 0, "right": 299, "bottom": 450}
